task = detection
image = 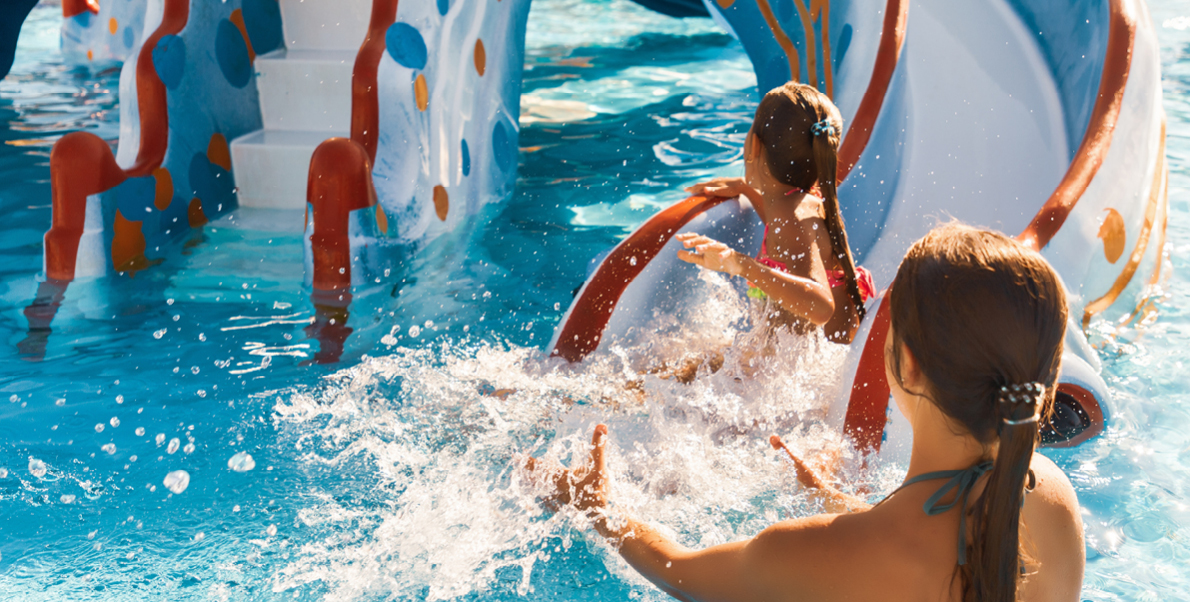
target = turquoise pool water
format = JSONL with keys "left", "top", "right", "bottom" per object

{"left": 0, "top": 1, "right": 1188, "bottom": 600}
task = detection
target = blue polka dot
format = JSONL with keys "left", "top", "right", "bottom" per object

{"left": 113, "top": 176, "right": 156, "bottom": 219}
{"left": 123, "top": 26, "right": 134, "bottom": 49}
{"left": 158, "top": 194, "right": 190, "bottom": 234}
{"left": 215, "top": 19, "right": 252, "bottom": 89}
{"left": 437, "top": 0, "right": 450, "bottom": 15}
{"left": 834, "top": 24, "right": 852, "bottom": 71}
{"left": 492, "top": 120, "right": 515, "bottom": 172}
{"left": 461, "top": 138, "right": 470, "bottom": 176}
{"left": 152, "top": 34, "right": 185, "bottom": 90}
{"left": 189, "top": 153, "right": 235, "bottom": 209}
{"left": 385, "top": 23, "right": 427, "bottom": 71}
{"left": 73, "top": 11, "right": 92, "bottom": 28}
{"left": 243, "top": 0, "right": 284, "bottom": 54}
{"left": 773, "top": 0, "right": 793, "bottom": 25}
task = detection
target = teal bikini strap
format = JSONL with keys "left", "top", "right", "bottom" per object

{"left": 898, "top": 461, "right": 994, "bottom": 566}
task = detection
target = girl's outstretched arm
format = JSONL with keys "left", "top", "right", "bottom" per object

{"left": 675, "top": 232, "right": 835, "bottom": 325}
{"left": 525, "top": 425, "right": 814, "bottom": 602}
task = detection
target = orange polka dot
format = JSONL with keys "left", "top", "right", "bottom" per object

{"left": 414, "top": 74, "right": 429, "bottom": 111}
{"left": 87, "top": 49, "right": 94, "bottom": 61}
{"left": 474, "top": 39, "right": 486, "bottom": 77}
{"left": 432, "top": 185, "right": 448, "bottom": 221}
{"left": 375, "top": 204, "right": 389, "bottom": 235}
{"left": 108, "top": 17, "right": 118, "bottom": 35}
{"left": 207, "top": 133, "right": 232, "bottom": 171}
{"left": 716, "top": 0, "right": 734, "bottom": 7}
{"left": 1098, "top": 208, "right": 1126, "bottom": 264}
{"left": 152, "top": 167, "right": 173, "bottom": 211}
{"left": 111, "top": 210, "right": 146, "bottom": 272}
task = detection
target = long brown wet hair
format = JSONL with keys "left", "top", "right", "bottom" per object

{"left": 750, "top": 81, "right": 865, "bottom": 320}
{"left": 889, "top": 224, "right": 1067, "bottom": 602}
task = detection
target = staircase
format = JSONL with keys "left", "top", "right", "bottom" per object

{"left": 230, "top": 0, "right": 370, "bottom": 210}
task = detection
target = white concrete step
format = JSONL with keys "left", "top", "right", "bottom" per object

{"left": 230, "top": 129, "right": 346, "bottom": 210}
{"left": 256, "top": 49, "right": 355, "bottom": 132}
{"left": 280, "top": 0, "right": 371, "bottom": 52}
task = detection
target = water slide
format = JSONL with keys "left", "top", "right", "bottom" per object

{"left": 24, "top": 0, "right": 1165, "bottom": 457}
{"left": 549, "top": 0, "right": 1167, "bottom": 460}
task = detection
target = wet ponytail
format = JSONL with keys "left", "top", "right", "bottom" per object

{"left": 811, "top": 119, "right": 866, "bottom": 321}
{"left": 889, "top": 225, "right": 1067, "bottom": 602}
{"left": 751, "top": 82, "right": 866, "bottom": 321}
{"left": 966, "top": 384, "right": 1045, "bottom": 602}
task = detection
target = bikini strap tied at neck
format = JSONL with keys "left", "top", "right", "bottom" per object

{"left": 901, "top": 461, "right": 995, "bottom": 566}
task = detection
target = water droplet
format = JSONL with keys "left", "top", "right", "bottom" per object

{"left": 8, "top": 395, "right": 18, "bottom": 403}
{"left": 152, "top": 329, "right": 167, "bottom": 339}
{"left": 191, "top": 366, "right": 200, "bottom": 375}
{"left": 87, "top": 530, "right": 97, "bottom": 540}
{"left": 163, "top": 470, "right": 190, "bottom": 494}
{"left": 94, "top": 424, "right": 105, "bottom": 433}
{"left": 232, "top": 505, "right": 241, "bottom": 512}
{"left": 197, "top": 390, "right": 207, "bottom": 398}
{"left": 167, "top": 438, "right": 180, "bottom": 454}
{"left": 193, "top": 532, "right": 205, "bottom": 542}
{"left": 172, "top": 315, "right": 180, "bottom": 322}
{"left": 129, "top": 455, "right": 138, "bottom": 462}
{"left": 166, "top": 298, "right": 175, "bottom": 305}
{"left": 630, "top": 256, "right": 638, "bottom": 266}
{"left": 0, "top": 467, "right": 8, "bottom": 478}
{"left": 409, "top": 325, "right": 422, "bottom": 338}
{"left": 261, "top": 356, "right": 272, "bottom": 369}
{"left": 266, "top": 524, "right": 277, "bottom": 537}
{"left": 110, "top": 417, "right": 120, "bottom": 428}
{"left": 60, "top": 494, "right": 76, "bottom": 504}
{"left": 28, "top": 458, "right": 46, "bottom": 478}
{"left": 101, "top": 443, "right": 116, "bottom": 455}
{"left": 53, "top": 398, "right": 65, "bottom": 407}
{"left": 135, "top": 427, "right": 145, "bottom": 436}
{"left": 183, "top": 443, "right": 195, "bottom": 454}
{"left": 198, "top": 333, "right": 206, "bottom": 342}
{"left": 384, "top": 268, "right": 391, "bottom": 277}
{"left": 228, "top": 452, "right": 256, "bottom": 472}
{"left": 116, "top": 395, "right": 124, "bottom": 404}
{"left": 155, "top": 433, "right": 166, "bottom": 445}
{"left": 338, "top": 267, "right": 345, "bottom": 274}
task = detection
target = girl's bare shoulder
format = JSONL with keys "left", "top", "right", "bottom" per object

{"left": 793, "top": 195, "right": 827, "bottom": 221}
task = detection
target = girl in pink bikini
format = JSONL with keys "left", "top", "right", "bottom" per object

{"left": 678, "top": 82, "right": 874, "bottom": 345}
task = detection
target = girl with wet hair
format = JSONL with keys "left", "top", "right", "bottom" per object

{"left": 529, "top": 224, "right": 1085, "bottom": 602}
{"left": 677, "top": 81, "right": 874, "bottom": 344}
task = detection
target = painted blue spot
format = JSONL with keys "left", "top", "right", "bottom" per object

{"left": 773, "top": 0, "right": 793, "bottom": 26}
{"left": 112, "top": 176, "right": 156, "bottom": 219}
{"left": 436, "top": 0, "right": 450, "bottom": 15}
{"left": 189, "top": 153, "right": 236, "bottom": 210}
{"left": 73, "top": 11, "right": 91, "bottom": 28}
{"left": 123, "top": 25, "right": 134, "bottom": 49}
{"left": 242, "top": 0, "right": 284, "bottom": 54}
{"left": 492, "top": 120, "right": 516, "bottom": 172}
{"left": 152, "top": 34, "right": 185, "bottom": 90}
{"left": 215, "top": 19, "right": 252, "bottom": 89}
{"left": 158, "top": 194, "right": 190, "bottom": 234}
{"left": 461, "top": 138, "right": 470, "bottom": 177}
{"left": 834, "top": 24, "right": 852, "bottom": 71}
{"left": 385, "top": 23, "right": 427, "bottom": 70}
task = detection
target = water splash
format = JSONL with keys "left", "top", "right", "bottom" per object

{"left": 163, "top": 470, "right": 190, "bottom": 494}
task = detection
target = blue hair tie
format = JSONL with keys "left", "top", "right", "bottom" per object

{"left": 810, "top": 119, "right": 837, "bottom": 137}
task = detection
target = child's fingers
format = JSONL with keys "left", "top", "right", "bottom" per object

{"left": 591, "top": 424, "right": 607, "bottom": 474}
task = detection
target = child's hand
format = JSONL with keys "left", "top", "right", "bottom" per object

{"left": 676, "top": 233, "right": 743, "bottom": 276}
{"left": 770, "top": 435, "right": 871, "bottom": 514}
{"left": 685, "top": 177, "right": 754, "bottom": 199}
{"left": 524, "top": 425, "right": 609, "bottom": 515}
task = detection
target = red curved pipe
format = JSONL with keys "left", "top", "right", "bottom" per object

{"left": 836, "top": 0, "right": 908, "bottom": 181}
{"left": 307, "top": 138, "right": 377, "bottom": 291}
{"left": 43, "top": 0, "right": 190, "bottom": 281}
{"left": 1018, "top": 0, "right": 1136, "bottom": 251}
{"left": 351, "top": 0, "right": 399, "bottom": 163}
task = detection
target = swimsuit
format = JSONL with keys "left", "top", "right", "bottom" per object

{"left": 747, "top": 225, "right": 876, "bottom": 302}
{"left": 884, "top": 462, "right": 993, "bottom": 566}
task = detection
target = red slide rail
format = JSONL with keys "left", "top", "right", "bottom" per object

{"left": 44, "top": 0, "right": 190, "bottom": 281}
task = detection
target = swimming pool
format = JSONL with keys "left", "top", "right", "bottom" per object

{"left": 0, "top": 0, "right": 1188, "bottom": 599}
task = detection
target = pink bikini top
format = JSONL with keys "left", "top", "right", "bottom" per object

{"left": 754, "top": 225, "right": 876, "bottom": 302}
